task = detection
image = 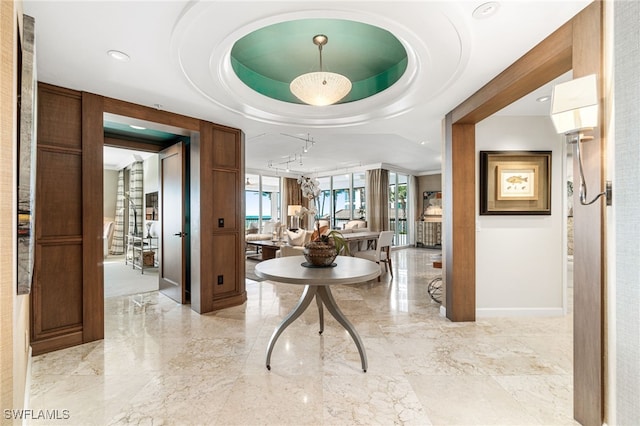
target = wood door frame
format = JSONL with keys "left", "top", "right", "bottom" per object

{"left": 443, "top": 3, "right": 604, "bottom": 425}
{"left": 32, "top": 83, "right": 245, "bottom": 356}
{"left": 83, "top": 94, "right": 201, "bottom": 340}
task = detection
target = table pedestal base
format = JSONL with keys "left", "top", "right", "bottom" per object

{"left": 265, "top": 284, "right": 368, "bottom": 372}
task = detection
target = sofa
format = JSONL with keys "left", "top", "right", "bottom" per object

{"left": 245, "top": 220, "right": 282, "bottom": 242}
{"left": 342, "top": 219, "right": 367, "bottom": 230}
{"left": 276, "top": 229, "right": 314, "bottom": 257}
{"left": 276, "top": 225, "right": 373, "bottom": 257}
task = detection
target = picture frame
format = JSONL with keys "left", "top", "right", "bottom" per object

{"left": 480, "top": 151, "right": 551, "bottom": 215}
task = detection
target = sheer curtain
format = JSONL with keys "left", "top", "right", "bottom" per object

{"left": 366, "top": 169, "right": 389, "bottom": 231}
{"left": 111, "top": 170, "right": 125, "bottom": 255}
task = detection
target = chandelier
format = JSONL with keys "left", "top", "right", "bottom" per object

{"left": 290, "top": 34, "right": 352, "bottom": 106}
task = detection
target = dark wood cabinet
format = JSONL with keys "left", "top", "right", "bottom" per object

{"left": 190, "top": 122, "right": 246, "bottom": 313}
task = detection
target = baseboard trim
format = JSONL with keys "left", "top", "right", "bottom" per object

{"left": 24, "top": 346, "right": 32, "bottom": 414}
{"left": 476, "top": 307, "right": 565, "bottom": 318}
{"left": 439, "top": 305, "right": 446, "bottom": 317}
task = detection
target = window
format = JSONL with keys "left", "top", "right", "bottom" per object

{"left": 244, "top": 173, "right": 280, "bottom": 229}
{"left": 332, "top": 174, "right": 350, "bottom": 228}
{"left": 262, "top": 176, "right": 280, "bottom": 223}
{"left": 312, "top": 172, "right": 368, "bottom": 229}
{"left": 316, "top": 176, "right": 331, "bottom": 223}
{"left": 389, "top": 172, "right": 408, "bottom": 246}
{"left": 245, "top": 173, "right": 260, "bottom": 229}
{"left": 352, "top": 172, "right": 366, "bottom": 220}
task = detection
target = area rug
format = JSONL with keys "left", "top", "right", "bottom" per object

{"left": 245, "top": 258, "right": 265, "bottom": 282}
{"left": 104, "top": 255, "right": 159, "bottom": 298}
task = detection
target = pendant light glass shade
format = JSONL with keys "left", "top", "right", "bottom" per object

{"left": 290, "top": 72, "right": 352, "bottom": 106}
{"left": 290, "top": 34, "right": 351, "bottom": 106}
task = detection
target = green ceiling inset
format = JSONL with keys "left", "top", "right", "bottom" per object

{"left": 104, "top": 121, "right": 183, "bottom": 143}
{"left": 231, "top": 19, "right": 408, "bottom": 104}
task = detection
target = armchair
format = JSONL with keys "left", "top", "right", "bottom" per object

{"left": 354, "top": 230, "right": 394, "bottom": 282}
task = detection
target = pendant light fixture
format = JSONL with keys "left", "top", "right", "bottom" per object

{"left": 290, "top": 34, "right": 352, "bottom": 106}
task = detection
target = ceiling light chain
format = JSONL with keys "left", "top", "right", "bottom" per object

{"left": 317, "top": 35, "right": 326, "bottom": 73}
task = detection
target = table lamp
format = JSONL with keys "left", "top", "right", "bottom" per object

{"left": 287, "top": 205, "right": 302, "bottom": 230}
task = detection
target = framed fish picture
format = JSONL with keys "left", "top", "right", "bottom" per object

{"left": 496, "top": 164, "right": 538, "bottom": 200}
{"left": 480, "top": 151, "right": 551, "bottom": 215}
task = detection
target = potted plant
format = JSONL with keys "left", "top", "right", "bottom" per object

{"left": 298, "top": 176, "right": 349, "bottom": 266}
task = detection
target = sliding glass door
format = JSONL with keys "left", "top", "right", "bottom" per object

{"left": 389, "top": 172, "right": 408, "bottom": 246}
{"left": 332, "top": 175, "right": 350, "bottom": 229}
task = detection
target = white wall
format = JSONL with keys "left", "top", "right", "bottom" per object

{"left": 143, "top": 155, "right": 159, "bottom": 235}
{"left": 143, "top": 155, "right": 159, "bottom": 194}
{"left": 103, "top": 169, "right": 119, "bottom": 219}
{"left": 475, "top": 116, "right": 566, "bottom": 317}
{"left": 613, "top": 1, "right": 640, "bottom": 423}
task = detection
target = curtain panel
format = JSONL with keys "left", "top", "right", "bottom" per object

{"left": 284, "top": 177, "right": 309, "bottom": 229}
{"left": 111, "top": 170, "right": 125, "bottom": 255}
{"left": 366, "top": 169, "right": 389, "bottom": 231}
{"left": 128, "top": 161, "right": 144, "bottom": 236}
{"left": 409, "top": 174, "right": 418, "bottom": 245}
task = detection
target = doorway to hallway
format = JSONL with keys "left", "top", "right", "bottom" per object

{"left": 103, "top": 146, "right": 160, "bottom": 299}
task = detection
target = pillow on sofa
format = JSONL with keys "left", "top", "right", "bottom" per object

{"left": 345, "top": 219, "right": 367, "bottom": 229}
{"left": 262, "top": 221, "right": 275, "bottom": 234}
{"left": 287, "top": 229, "right": 306, "bottom": 246}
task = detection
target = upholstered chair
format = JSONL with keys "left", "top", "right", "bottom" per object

{"left": 354, "top": 230, "right": 394, "bottom": 282}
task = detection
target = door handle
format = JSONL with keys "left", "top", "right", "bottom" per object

{"left": 173, "top": 232, "right": 187, "bottom": 237}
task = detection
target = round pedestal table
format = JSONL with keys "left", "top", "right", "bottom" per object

{"left": 255, "top": 255, "right": 380, "bottom": 372}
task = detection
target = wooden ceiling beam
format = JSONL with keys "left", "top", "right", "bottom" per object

{"left": 451, "top": 20, "right": 573, "bottom": 125}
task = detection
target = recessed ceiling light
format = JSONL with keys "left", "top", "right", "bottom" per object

{"left": 107, "top": 50, "right": 130, "bottom": 61}
{"left": 536, "top": 95, "right": 551, "bottom": 103}
{"left": 129, "top": 125, "right": 146, "bottom": 130}
{"left": 420, "top": 141, "right": 427, "bottom": 145}
{"left": 473, "top": 2, "right": 500, "bottom": 19}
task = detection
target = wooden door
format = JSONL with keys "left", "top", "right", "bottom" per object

{"left": 159, "top": 142, "right": 186, "bottom": 303}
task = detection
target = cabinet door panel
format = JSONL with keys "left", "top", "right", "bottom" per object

{"left": 37, "top": 150, "right": 82, "bottom": 238}
{"left": 34, "top": 243, "right": 83, "bottom": 335}
{"left": 211, "top": 170, "right": 237, "bottom": 231}
{"left": 211, "top": 234, "right": 238, "bottom": 296}
{"left": 211, "top": 128, "right": 238, "bottom": 169}
{"left": 37, "top": 87, "right": 82, "bottom": 149}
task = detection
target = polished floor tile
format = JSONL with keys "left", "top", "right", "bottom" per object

{"left": 28, "top": 248, "right": 577, "bottom": 425}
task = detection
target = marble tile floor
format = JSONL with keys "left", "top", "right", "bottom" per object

{"left": 28, "top": 248, "right": 576, "bottom": 425}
